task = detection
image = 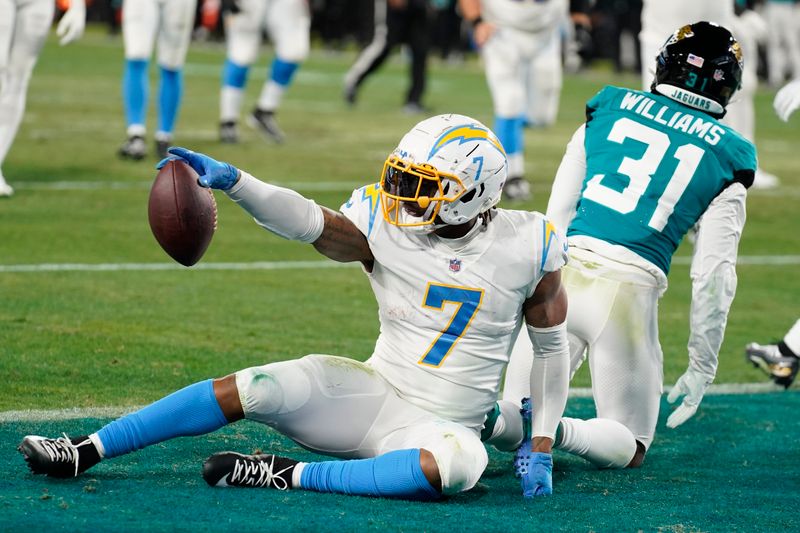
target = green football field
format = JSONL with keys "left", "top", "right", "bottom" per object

{"left": 2, "top": 27, "right": 799, "bottom": 530}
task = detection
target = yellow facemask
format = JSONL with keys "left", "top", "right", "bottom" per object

{"left": 379, "top": 155, "right": 466, "bottom": 228}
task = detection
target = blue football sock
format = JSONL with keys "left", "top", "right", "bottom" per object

{"left": 123, "top": 59, "right": 149, "bottom": 129}
{"left": 158, "top": 66, "right": 183, "bottom": 135}
{"left": 222, "top": 59, "right": 249, "bottom": 89}
{"left": 494, "top": 115, "right": 524, "bottom": 156}
{"left": 299, "top": 449, "right": 440, "bottom": 500}
{"left": 97, "top": 379, "right": 228, "bottom": 458}
{"left": 270, "top": 58, "right": 299, "bottom": 87}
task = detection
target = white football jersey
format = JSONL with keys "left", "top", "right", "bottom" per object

{"left": 481, "top": 0, "right": 567, "bottom": 33}
{"left": 340, "top": 185, "right": 568, "bottom": 430}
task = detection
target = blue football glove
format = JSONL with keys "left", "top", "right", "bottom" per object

{"left": 514, "top": 445, "right": 553, "bottom": 498}
{"left": 156, "top": 147, "right": 240, "bottom": 190}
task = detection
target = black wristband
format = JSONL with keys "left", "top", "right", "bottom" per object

{"left": 470, "top": 16, "right": 483, "bottom": 29}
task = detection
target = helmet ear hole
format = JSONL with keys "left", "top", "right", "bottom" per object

{"left": 477, "top": 183, "right": 485, "bottom": 198}
{"left": 461, "top": 189, "right": 477, "bottom": 203}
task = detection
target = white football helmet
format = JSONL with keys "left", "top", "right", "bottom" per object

{"left": 379, "top": 114, "right": 508, "bottom": 230}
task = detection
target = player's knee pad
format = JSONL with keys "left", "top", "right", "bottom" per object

{"left": 234, "top": 360, "right": 312, "bottom": 424}
{"left": 425, "top": 429, "right": 488, "bottom": 495}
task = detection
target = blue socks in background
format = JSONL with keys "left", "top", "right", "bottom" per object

{"left": 158, "top": 66, "right": 183, "bottom": 135}
{"left": 222, "top": 59, "right": 249, "bottom": 89}
{"left": 123, "top": 59, "right": 148, "bottom": 128}
{"left": 122, "top": 59, "right": 184, "bottom": 135}
{"left": 270, "top": 58, "right": 298, "bottom": 87}
{"left": 494, "top": 115, "right": 524, "bottom": 156}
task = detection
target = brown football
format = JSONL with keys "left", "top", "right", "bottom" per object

{"left": 148, "top": 159, "right": 217, "bottom": 266}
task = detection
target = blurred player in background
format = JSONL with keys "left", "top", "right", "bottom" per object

{"left": 458, "top": 0, "right": 569, "bottom": 202}
{"left": 118, "top": 0, "right": 197, "bottom": 161}
{"left": 218, "top": 0, "right": 310, "bottom": 144}
{"left": 343, "top": 0, "right": 431, "bottom": 114}
{"left": 745, "top": 79, "right": 800, "bottom": 388}
{"left": 640, "top": 0, "right": 778, "bottom": 188}
{"left": 19, "top": 114, "right": 571, "bottom": 499}
{"left": 764, "top": 0, "right": 800, "bottom": 88}
{"left": 499, "top": 22, "right": 755, "bottom": 468}
{"left": 0, "top": 0, "right": 85, "bottom": 197}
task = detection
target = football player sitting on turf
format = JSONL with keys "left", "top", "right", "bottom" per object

{"left": 497, "top": 21, "right": 756, "bottom": 468}
{"left": 19, "top": 114, "right": 571, "bottom": 499}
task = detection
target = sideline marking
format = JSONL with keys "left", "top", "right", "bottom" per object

{"left": 13, "top": 180, "right": 365, "bottom": 192}
{"left": 1, "top": 383, "right": 792, "bottom": 422}
{"left": 0, "top": 260, "right": 357, "bottom": 273}
{"left": 2, "top": 256, "right": 799, "bottom": 273}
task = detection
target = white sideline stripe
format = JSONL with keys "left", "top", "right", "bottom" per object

{"left": 1, "top": 255, "right": 799, "bottom": 273}
{"left": 0, "top": 383, "right": 791, "bottom": 422}
{"left": 0, "top": 261, "right": 357, "bottom": 273}
{"left": 672, "top": 255, "right": 800, "bottom": 266}
{"left": 13, "top": 181, "right": 365, "bottom": 192}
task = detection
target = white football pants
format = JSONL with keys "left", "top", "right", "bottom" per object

{"left": 225, "top": 0, "right": 310, "bottom": 66}
{"left": 123, "top": 0, "right": 197, "bottom": 69}
{"left": 0, "top": 0, "right": 53, "bottom": 170}
{"left": 482, "top": 24, "right": 562, "bottom": 126}
{"left": 235, "top": 354, "right": 488, "bottom": 495}
{"left": 504, "top": 249, "right": 663, "bottom": 449}
{"left": 765, "top": 1, "right": 800, "bottom": 86}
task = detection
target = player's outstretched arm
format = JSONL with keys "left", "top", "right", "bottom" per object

{"left": 515, "top": 271, "right": 570, "bottom": 497}
{"left": 158, "top": 147, "right": 373, "bottom": 263}
{"left": 668, "top": 183, "right": 747, "bottom": 428}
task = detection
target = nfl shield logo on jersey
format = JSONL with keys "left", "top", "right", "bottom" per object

{"left": 449, "top": 258, "right": 462, "bottom": 272}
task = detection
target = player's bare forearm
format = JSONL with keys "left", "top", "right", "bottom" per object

{"left": 524, "top": 271, "right": 568, "bottom": 328}
{"left": 532, "top": 436, "right": 553, "bottom": 453}
{"left": 312, "top": 207, "right": 374, "bottom": 263}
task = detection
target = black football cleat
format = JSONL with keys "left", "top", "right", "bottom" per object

{"left": 118, "top": 135, "right": 147, "bottom": 160}
{"left": 247, "top": 108, "right": 285, "bottom": 144}
{"left": 503, "top": 176, "right": 531, "bottom": 202}
{"left": 154, "top": 135, "right": 172, "bottom": 159}
{"left": 219, "top": 121, "right": 239, "bottom": 143}
{"left": 746, "top": 342, "right": 799, "bottom": 388}
{"left": 18, "top": 435, "right": 101, "bottom": 478}
{"left": 203, "top": 451, "right": 298, "bottom": 490}
{"left": 343, "top": 83, "right": 358, "bottom": 106}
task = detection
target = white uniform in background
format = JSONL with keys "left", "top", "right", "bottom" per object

{"left": 639, "top": 0, "right": 734, "bottom": 89}
{"left": 0, "top": 0, "right": 84, "bottom": 197}
{"left": 225, "top": 0, "right": 310, "bottom": 70}
{"left": 479, "top": 0, "right": 568, "bottom": 183}
{"left": 123, "top": 0, "right": 196, "bottom": 70}
{"left": 764, "top": 0, "right": 800, "bottom": 87}
{"left": 220, "top": 0, "right": 310, "bottom": 124}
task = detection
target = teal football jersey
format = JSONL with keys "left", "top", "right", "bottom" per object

{"left": 568, "top": 86, "right": 757, "bottom": 274}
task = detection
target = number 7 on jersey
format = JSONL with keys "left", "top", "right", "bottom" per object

{"left": 419, "top": 283, "right": 484, "bottom": 367}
